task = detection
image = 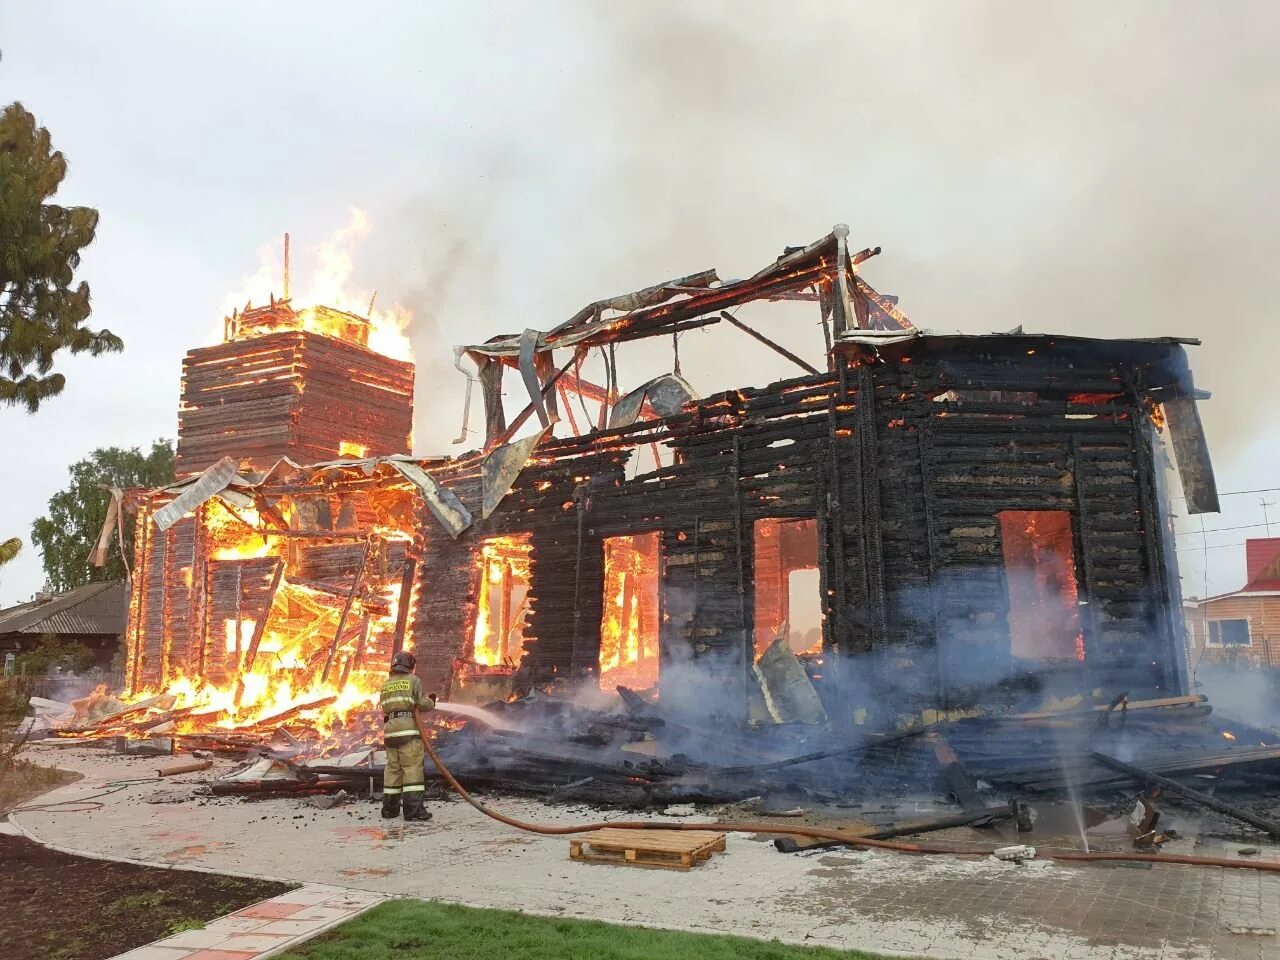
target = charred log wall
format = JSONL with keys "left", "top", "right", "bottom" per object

{"left": 451, "top": 339, "right": 1188, "bottom": 723}
{"left": 125, "top": 511, "right": 199, "bottom": 693}
{"left": 890, "top": 343, "right": 1179, "bottom": 714}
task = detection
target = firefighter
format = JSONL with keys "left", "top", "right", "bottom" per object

{"left": 379, "top": 650, "right": 436, "bottom": 821}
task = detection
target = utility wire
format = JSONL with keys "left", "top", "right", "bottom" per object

{"left": 1174, "top": 521, "right": 1277, "bottom": 537}
{"left": 1171, "top": 486, "right": 1280, "bottom": 500}
{"left": 1176, "top": 541, "right": 1250, "bottom": 553}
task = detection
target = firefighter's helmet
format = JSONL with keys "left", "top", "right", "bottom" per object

{"left": 390, "top": 651, "right": 416, "bottom": 674}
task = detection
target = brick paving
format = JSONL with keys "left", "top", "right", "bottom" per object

{"left": 109, "top": 885, "right": 383, "bottom": 960}
{"left": 14, "top": 747, "right": 1280, "bottom": 960}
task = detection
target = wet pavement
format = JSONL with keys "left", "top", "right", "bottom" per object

{"left": 11, "top": 745, "right": 1280, "bottom": 960}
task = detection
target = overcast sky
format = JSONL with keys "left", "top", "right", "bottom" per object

{"left": 2, "top": 1, "right": 1278, "bottom": 605}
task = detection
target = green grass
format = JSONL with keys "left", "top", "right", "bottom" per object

{"left": 105, "top": 892, "right": 166, "bottom": 913}
{"left": 277, "top": 900, "right": 897, "bottom": 960}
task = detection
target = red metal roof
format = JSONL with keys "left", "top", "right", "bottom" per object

{"left": 1243, "top": 538, "right": 1280, "bottom": 592}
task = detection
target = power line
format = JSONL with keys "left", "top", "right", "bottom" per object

{"left": 1171, "top": 486, "right": 1280, "bottom": 500}
{"left": 1174, "top": 521, "right": 1275, "bottom": 538}
{"left": 1176, "top": 540, "right": 1248, "bottom": 553}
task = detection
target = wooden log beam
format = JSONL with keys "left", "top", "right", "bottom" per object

{"left": 391, "top": 557, "right": 416, "bottom": 655}
{"left": 321, "top": 540, "right": 372, "bottom": 683}
{"left": 246, "top": 694, "right": 340, "bottom": 729}
{"left": 238, "top": 558, "right": 285, "bottom": 678}
{"left": 1091, "top": 751, "right": 1280, "bottom": 839}
{"left": 487, "top": 349, "right": 582, "bottom": 449}
{"left": 719, "top": 312, "right": 819, "bottom": 375}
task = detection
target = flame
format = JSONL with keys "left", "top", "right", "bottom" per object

{"left": 599, "top": 533, "right": 660, "bottom": 691}
{"left": 207, "top": 500, "right": 271, "bottom": 561}
{"left": 1223, "top": 730, "right": 1236, "bottom": 741}
{"left": 472, "top": 536, "right": 533, "bottom": 667}
{"left": 999, "top": 511, "right": 1085, "bottom": 663}
{"left": 113, "top": 487, "right": 421, "bottom": 747}
{"left": 222, "top": 208, "right": 413, "bottom": 362}
{"left": 1147, "top": 400, "right": 1167, "bottom": 432}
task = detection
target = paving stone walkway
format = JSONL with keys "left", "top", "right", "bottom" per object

{"left": 14, "top": 746, "right": 1280, "bottom": 960}
{"left": 110, "top": 885, "right": 383, "bottom": 960}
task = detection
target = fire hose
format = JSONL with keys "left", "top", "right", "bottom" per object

{"left": 414, "top": 709, "right": 1280, "bottom": 874}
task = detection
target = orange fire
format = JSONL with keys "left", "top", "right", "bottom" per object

{"left": 599, "top": 533, "right": 661, "bottom": 691}
{"left": 222, "top": 209, "right": 413, "bottom": 362}
{"left": 124, "top": 489, "right": 417, "bottom": 743}
{"left": 999, "top": 511, "right": 1085, "bottom": 663}
{"left": 472, "top": 536, "right": 533, "bottom": 668}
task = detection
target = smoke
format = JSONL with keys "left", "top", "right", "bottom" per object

{"left": 321, "top": 1, "right": 1280, "bottom": 510}
{"left": 1196, "top": 662, "right": 1280, "bottom": 735}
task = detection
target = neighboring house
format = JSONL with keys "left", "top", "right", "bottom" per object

{"left": 0, "top": 581, "right": 128, "bottom": 670}
{"left": 1186, "top": 538, "right": 1280, "bottom": 669}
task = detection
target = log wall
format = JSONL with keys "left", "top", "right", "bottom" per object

{"left": 433, "top": 338, "right": 1191, "bottom": 723}
{"left": 130, "top": 336, "right": 1196, "bottom": 725}
{"left": 175, "top": 331, "right": 413, "bottom": 475}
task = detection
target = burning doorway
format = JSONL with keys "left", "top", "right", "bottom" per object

{"left": 997, "top": 511, "right": 1085, "bottom": 663}
{"left": 753, "top": 518, "right": 822, "bottom": 658}
{"left": 472, "top": 535, "right": 533, "bottom": 668}
{"left": 599, "top": 533, "right": 660, "bottom": 692}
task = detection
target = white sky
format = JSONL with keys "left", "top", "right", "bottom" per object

{"left": 2, "top": 1, "right": 1278, "bottom": 605}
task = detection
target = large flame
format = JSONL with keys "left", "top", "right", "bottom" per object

{"left": 599, "top": 533, "right": 660, "bottom": 691}
{"left": 119, "top": 490, "right": 419, "bottom": 746}
{"left": 222, "top": 208, "right": 413, "bottom": 362}
{"left": 472, "top": 536, "right": 533, "bottom": 668}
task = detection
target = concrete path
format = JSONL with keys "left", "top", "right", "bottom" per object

{"left": 13, "top": 746, "right": 1280, "bottom": 960}
{"left": 110, "top": 885, "right": 383, "bottom": 960}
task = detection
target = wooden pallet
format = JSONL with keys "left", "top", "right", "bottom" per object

{"left": 569, "top": 829, "right": 727, "bottom": 870}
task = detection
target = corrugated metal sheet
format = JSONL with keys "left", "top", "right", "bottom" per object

{"left": 0, "top": 581, "right": 127, "bottom": 636}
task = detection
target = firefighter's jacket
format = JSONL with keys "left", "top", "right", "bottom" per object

{"left": 379, "top": 671, "right": 433, "bottom": 742}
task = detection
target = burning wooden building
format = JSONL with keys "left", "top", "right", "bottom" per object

{"left": 118, "top": 225, "right": 1219, "bottom": 737}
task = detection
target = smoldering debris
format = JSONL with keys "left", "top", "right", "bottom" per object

{"left": 136, "top": 687, "right": 1276, "bottom": 856}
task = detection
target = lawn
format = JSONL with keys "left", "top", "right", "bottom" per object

{"left": 277, "top": 899, "right": 897, "bottom": 960}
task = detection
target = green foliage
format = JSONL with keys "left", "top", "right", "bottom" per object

{"left": 0, "top": 538, "right": 19, "bottom": 567}
{"left": 30, "top": 440, "right": 174, "bottom": 592}
{"left": 277, "top": 900, "right": 892, "bottom": 960}
{"left": 15, "top": 635, "right": 94, "bottom": 675}
{"left": 0, "top": 676, "right": 35, "bottom": 772}
{"left": 1, "top": 101, "right": 121, "bottom": 412}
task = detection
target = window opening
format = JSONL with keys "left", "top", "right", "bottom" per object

{"left": 753, "top": 518, "right": 821, "bottom": 659}
{"left": 599, "top": 532, "right": 661, "bottom": 691}
{"left": 1208, "top": 619, "right": 1251, "bottom": 647}
{"left": 997, "top": 511, "right": 1085, "bottom": 662}
{"left": 472, "top": 535, "right": 533, "bottom": 667}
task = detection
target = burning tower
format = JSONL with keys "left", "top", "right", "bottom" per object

{"left": 176, "top": 300, "right": 413, "bottom": 474}
{"left": 123, "top": 297, "right": 419, "bottom": 739}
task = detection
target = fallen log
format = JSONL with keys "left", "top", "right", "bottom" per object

{"left": 1012, "top": 695, "right": 1205, "bottom": 722}
{"left": 208, "top": 777, "right": 359, "bottom": 796}
{"left": 1014, "top": 744, "right": 1280, "bottom": 792}
{"left": 157, "top": 758, "right": 214, "bottom": 777}
{"left": 929, "top": 734, "right": 983, "bottom": 811}
{"left": 774, "top": 804, "right": 1015, "bottom": 853}
{"left": 87, "top": 694, "right": 175, "bottom": 728}
{"left": 244, "top": 695, "right": 339, "bottom": 729}
{"left": 1090, "top": 751, "right": 1280, "bottom": 839}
